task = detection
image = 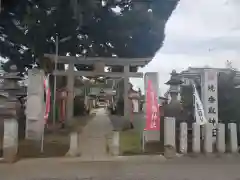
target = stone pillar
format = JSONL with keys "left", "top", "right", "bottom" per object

{"left": 66, "top": 63, "right": 74, "bottom": 121}
{"left": 204, "top": 123, "right": 213, "bottom": 153}
{"left": 192, "top": 123, "right": 201, "bottom": 153}
{"left": 3, "top": 119, "right": 18, "bottom": 163}
{"left": 123, "top": 65, "right": 129, "bottom": 119}
{"left": 216, "top": 123, "right": 225, "bottom": 153}
{"left": 26, "top": 69, "right": 45, "bottom": 140}
{"left": 164, "top": 117, "right": 176, "bottom": 158}
{"left": 179, "top": 122, "right": 188, "bottom": 154}
{"left": 228, "top": 123, "right": 238, "bottom": 153}
{"left": 66, "top": 131, "right": 80, "bottom": 157}
{"left": 164, "top": 117, "right": 176, "bottom": 147}
{"left": 111, "top": 131, "right": 120, "bottom": 156}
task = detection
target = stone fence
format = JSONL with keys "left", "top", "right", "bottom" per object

{"left": 164, "top": 117, "right": 239, "bottom": 156}
{"left": 107, "top": 117, "right": 240, "bottom": 157}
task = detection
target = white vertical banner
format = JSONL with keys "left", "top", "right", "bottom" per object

{"left": 203, "top": 69, "right": 218, "bottom": 137}
{"left": 192, "top": 83, "right": 207, "bottom": 125}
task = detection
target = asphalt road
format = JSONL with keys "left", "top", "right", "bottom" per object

{"left": 1, "top": 156, "right": 240, "bottom": 180}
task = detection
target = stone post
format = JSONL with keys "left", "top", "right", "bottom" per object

{"left": 3, "top": 118, "right": 18, "bottom": 163}
{"left": 26, "top": 69, "right": 45, "bottom": 141}
{"left": 204, "top": 123, "right": 213, "bottom": 154}
{"left": 192, "top": 123, "right": 201, "bottom": 153}
{"left": 66, "top": 131, "right": 80, "bottom": 157}
{"left": 216, "top": 123, "right": 225, "bottom": 153}
{"left": 111, "top": 131, "right": 120, "bottom": 156}
{"left": 228, "top": 123, "right": 238, "bottom": 153}
{"left": 164, "top": 117, "right": 176, "bottom": 158}
{"left": 179, "top": 122, "right": 188, "bottom": 154}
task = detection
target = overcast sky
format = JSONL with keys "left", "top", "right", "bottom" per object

{"left": 131, "top": 0, "right": 240, "bottom": 95}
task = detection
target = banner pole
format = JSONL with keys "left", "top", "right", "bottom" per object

{"left": 40, "top": 129, "right": 44, "bottom": 153}
{"left": 142, "top": 131, "right": 145, "bottom": 152}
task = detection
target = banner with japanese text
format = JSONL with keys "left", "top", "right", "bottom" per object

{"left": 144, "top": 72, "right": 160, "bottom": 131}
{"left": 202, "top": 69, "right": 218, "bottom": 136}
{"left": 192, "top": 83, "right": 207, "bottom": 125}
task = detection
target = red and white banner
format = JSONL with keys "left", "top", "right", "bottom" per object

{"left": 145, "top": 79, "right": 160, "bottom": 131}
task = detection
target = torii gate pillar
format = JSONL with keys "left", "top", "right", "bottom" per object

{"left": 66, "top": 63, "right": 74, "bottom": 121}
{"left": 124, "top": 65, "right": 130, "bottom": 119}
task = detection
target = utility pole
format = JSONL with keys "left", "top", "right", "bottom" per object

{"left": 52, "top": 34, "right": 59, "bottom": 128}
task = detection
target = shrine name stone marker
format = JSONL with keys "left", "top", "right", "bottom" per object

{"left": 202, "top": 69, "right": 218, "bottom": 138}
{"left": 25, "top": 69, "right": 45, "bottom": 141}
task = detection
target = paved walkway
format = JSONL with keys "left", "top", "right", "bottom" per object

{"left": 1, "top": 158, "right": 240, "bottom": 180}
{"left": 79, "top": 108, "right": 113, "bottom": 160}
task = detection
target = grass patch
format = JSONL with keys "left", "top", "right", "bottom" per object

{"left": 17, "top": 133, "right": 69, "bottom": 158}
{"left": 119, "top": 130, "right": 142, "bottom": 155}
{"left": 119, "top": 129, "right": 164, "bottom": 155}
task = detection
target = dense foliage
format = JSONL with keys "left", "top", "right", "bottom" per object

{"left": 0, "top": 0, "right": 179, "bottom": 72}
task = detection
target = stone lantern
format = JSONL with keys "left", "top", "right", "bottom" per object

{"left": 166, "top": 70, "right": 182, "bottom": 100}
{"left": 164, "top": 70, "right": 183, "bottom": 119}
{"left": 0, "top": 65, "right": 24, "bottom": 163}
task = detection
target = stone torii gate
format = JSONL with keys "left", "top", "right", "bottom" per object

{"left": 44, "top": 54, "right": 151, "bottom": 121}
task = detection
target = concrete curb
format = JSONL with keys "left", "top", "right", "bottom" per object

{"left": 2, "top": 155, "right": 167, "bottom": 165}
{"left": 59, "top": 155, "right": 167, "bottom": 163}
{"left": 2, "top": 153, "right": 240, "bottom": 165}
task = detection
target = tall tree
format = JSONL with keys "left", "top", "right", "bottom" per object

{"left": 0, "top": 0, "right": 81, "bottom": 71}
{"left": 218, "top": 70, "right": 240, "bottom": 123}
{"left": 0, "top": 0, "right": 179, "bottom": 72}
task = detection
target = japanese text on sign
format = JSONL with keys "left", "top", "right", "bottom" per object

{"left": 203, "top": 70, "right": 218, "bottom": 137}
